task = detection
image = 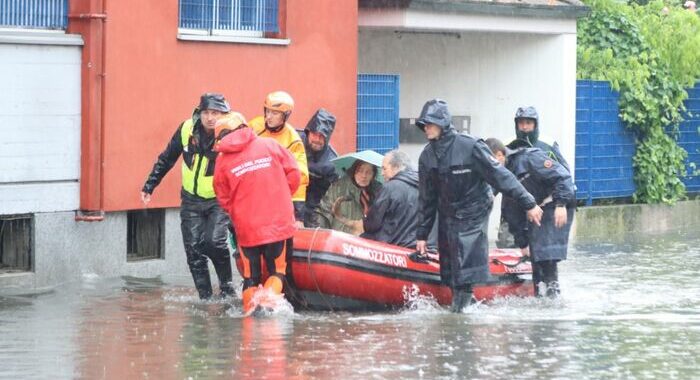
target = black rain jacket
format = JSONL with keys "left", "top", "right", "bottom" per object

{"left": 299, "top": 109, "right": 339, "bottom": 226}
{"left": 362, "top": 169, "right": 420, "bottom": 248}
{"left": 416, "top": 100, "right": 536, "bottom": 288}
{"left": 142, "top": 109, "right": 217, "bottom": 201}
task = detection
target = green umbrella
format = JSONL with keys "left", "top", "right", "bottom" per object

{"left": 331, "top": 150, "right": 385, "bottom": 183}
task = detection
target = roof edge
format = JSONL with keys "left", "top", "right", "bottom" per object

{"left": 359, "top": 0, "right": 591, "bottom": 19}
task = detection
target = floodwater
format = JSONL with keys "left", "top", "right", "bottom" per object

{"left": 1, "top": 230, "right": 699, "bottom": 380}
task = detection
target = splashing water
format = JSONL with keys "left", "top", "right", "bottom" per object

{"left": 401, "top": 284, "right": 444, "bottom": 313}
{"left": 244, "top": 287, "right": 295, "bottom": 318}
{"left": 1, "top": 231, "right": 699, "bottom": 379}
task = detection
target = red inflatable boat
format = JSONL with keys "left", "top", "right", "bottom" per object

{"left": 234, "top": 228, "right": 533, "bottom": 311}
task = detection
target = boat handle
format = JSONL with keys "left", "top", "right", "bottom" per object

{"left": 408, "top": 251, "right": 440, "bottom": 264}
{"left": 491, "top": 256, "right": 530, "bottom": 268}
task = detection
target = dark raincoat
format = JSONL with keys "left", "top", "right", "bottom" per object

{"left": 502, "top": 147, "right": 576, "bottom": 262}
{"left": 299, "top": 109, "right": 339, "bottom": 227}
{"left": 416, "top": 99, "right": 536, "bottom": 289}
{"left": 508, "top": 106, "right": 570, "bottom": 172}
{"left": 362, "top": 169, "right": 420, "bottom": 248}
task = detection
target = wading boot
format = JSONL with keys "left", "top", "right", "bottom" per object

{"left": 192, "top": 271, "right": 213, "bottom": 300}
{"left": 450, "top": 288, "right": 473, "bottom": 313}
{"left": 542, "top": 260, "right": 560, "bottom": 298}
{"left": 545, "top": 281, "right": 560, "bottom": 298}
{"left": 215, "top": 265, "right": 235, "bottom": 299}
{"left": 219, "top": 281, "right": 237, "bottom": 299}
{"left": 242, "top": 287, "right": 257, "bottom": 314}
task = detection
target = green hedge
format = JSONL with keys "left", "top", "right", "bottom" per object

{"left": 577, "top": 0, "right": 700, "bottom": 203}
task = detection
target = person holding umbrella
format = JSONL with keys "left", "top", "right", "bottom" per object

{"left": 313, "top": 150, "right": 383, "bottom": 235}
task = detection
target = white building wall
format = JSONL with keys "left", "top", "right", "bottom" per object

{"left": 0, "top": 37, "right": 211, "bottom": 292}
{"left": 359, "top": 28, "right": 578, "bottom": 240}
{"left": 0, "top": 210, "right": 230, "bottom": 292}
{"left": 0, "top": 41, "right": 81, "bottom": 214}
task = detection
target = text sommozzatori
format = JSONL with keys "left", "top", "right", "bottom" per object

{"left": 341, "top": 243, "right": 408, "bottom": 268}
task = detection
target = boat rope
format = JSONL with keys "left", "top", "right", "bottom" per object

{"left": 307, "top": 227, "right": 335, "bottom": 312}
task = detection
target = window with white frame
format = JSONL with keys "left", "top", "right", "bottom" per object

{"left": 178, "top": 0, "right": 279, "bottom": 38}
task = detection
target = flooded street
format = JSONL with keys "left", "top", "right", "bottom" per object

{"left": 1, "top": 230, "right": 699, "bottom": 379}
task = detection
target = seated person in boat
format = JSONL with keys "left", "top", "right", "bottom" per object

{"left": 361, "top": 150, "right": 420, "bottom": 248}
{"left": 486, "top": 138, "right": 575, "bottom": 298}
{"left": 212, "top": 113, "right": 301, "bottom": 314}
{"left": 313, "top": 158, "right": 382, "bottom": 235}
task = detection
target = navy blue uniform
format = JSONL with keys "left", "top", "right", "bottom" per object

{"left": 502, "top": 147, "right": 575, "bottom": 296}
{"left": 497, "top": 106, "right": 571, "bottom": 250}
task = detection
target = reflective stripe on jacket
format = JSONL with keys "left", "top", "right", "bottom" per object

{"left": 180, "top": 119, "right": 216, "bottom": 199}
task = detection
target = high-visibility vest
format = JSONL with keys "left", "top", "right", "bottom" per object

{"left": 180, "top": 119, "right": 216, "bottom": 199}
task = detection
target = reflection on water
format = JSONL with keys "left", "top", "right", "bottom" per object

{"left": 1, "top": 230, "right": 699, "bottom": 379}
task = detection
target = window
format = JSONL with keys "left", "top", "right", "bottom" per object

{"left": 178, "top": 0, "right": 279, "bottom": 38}
{"left": 0, "top": 215, "right": 32, "bottom": 273}
{"left": 0, "top": 0, "right": 68, "bottom": 30}
{"left": 127, "top": 209, "right": 165, "bottom": 262}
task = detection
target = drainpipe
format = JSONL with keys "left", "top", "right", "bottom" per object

{"left": 68, "top": 0, "right": 107, "bottom": 222}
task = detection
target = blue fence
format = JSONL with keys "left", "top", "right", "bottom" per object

{"left": 357, "top": 74, "right": 400, "bottom": 154}
{"left": 576, "top": 80, "right": 700, "bottom": 203}
{"left": 575, "top": 80, "right": 637, "bottom": 204}
{"left": 179, "top": 0, "right": 279, "bottom": 33}
{"left": 679, "top": 84, "right": 700, "bottom": 192}
{"left": 0, "top": 0, "right": 67, "bottom": 29}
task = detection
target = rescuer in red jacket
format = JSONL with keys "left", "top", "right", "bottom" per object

{"left": 212, "top": 113, "right": 301, "bottom": 313}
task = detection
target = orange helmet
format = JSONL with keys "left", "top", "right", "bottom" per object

{"left": 264, "top": 91, "right": 294, "bottom": 115}
{"left": 215, "top": 112, "right": 248, "bottom": 139}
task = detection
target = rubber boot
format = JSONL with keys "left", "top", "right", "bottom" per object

{"left": 242, "top": 287, "right": 257, "bottom": 314}
{"left": 450, "top": 287, "right": 473, "bottom": 313}
{"left": 532, "top": 261, "right": 545, "bottom": 297}
{"left": 263, "top": 275, "right": 284, "bottom": 295}
{"left": 212, "top": 257, "right": 235, "bottom": 298}
{"left": 191, "top": 270, "right": 213, "bottom": 300}
{"left": 534, "top": 260, "right": 560, "bottom": 298}
{"left": 545, "top": 281, "right": 560, "bottom": 298}
{"left": 244, "top": 275, "right": 286, "bottom": 316}
{"left": 543, "top": 261, "right": 560, "bottom": 298}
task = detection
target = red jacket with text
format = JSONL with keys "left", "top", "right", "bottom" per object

{"left": 214, "top": 127, "right": 301, "bottom": 247}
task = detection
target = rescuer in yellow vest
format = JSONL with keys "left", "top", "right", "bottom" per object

{"left": 141, "top": 93, "right": 235, "bottom": 300}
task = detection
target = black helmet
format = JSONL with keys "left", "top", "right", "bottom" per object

{"left": 514, "top": 106, "right": 539, "bottom": 143}
{"left": 198, "top": 93, "right": 231, "bottom": 113}
{"left": 514, "top": 106, "right": 538, "bottom": 121}
{"left": 415, "top": 99, "right": 452, "bottom": 131}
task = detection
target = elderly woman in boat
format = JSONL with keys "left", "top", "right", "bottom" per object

{"left": 311, "top": 150, "right": 383, "bottom": 235}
